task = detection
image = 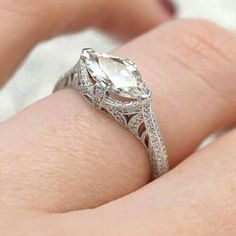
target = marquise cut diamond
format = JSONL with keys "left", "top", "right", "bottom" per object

{"left": 83, "top": 49, "right": 149, "bottom": 99}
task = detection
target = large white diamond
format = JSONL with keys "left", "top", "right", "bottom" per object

{"left": 83, "top": 49, "right": 147, "bottom": 99}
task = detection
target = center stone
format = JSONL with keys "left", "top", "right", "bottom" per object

{"left": 84, "top": 49, "right": 146, "bottom": 99}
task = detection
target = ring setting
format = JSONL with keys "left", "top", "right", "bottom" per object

{"left": 54, "top": 48, "right": 169, "bottom": 179}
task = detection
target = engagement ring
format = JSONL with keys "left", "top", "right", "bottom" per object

{"left": 54, "top": 48, "right": 169, "bottom": 179}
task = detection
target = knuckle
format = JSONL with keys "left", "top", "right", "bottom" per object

{"left": 156, "top": 19, "right": 236, "bottom": 103}
{"left": 160, "top": 19, "right": 235, "bottom": 62}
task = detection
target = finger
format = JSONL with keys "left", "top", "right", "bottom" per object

{"left": 5, "top": 123, "right": 236, "bottom": 236}
{"left": 1, "top": 20, "right": 236, "bottom": 213}
{"left": 63, "top": 129, "right": 236, "bottom": 236}
{"left": 95, "top": 0, "right": 174, "bottom": 40}
{"left": 0, "top": 0, "right": 173, "bottom": 86}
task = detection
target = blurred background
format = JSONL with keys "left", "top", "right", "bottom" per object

{"left": 1, "top": 0, "right": 236, "bottom": 121}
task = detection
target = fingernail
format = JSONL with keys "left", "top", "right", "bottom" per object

{"left": 159, "top": 0, "right": 176, "bottom": 15}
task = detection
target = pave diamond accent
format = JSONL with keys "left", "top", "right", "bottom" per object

{"left": 142, "top": 100, "right": 169, "bottom": 178}
{"left": 104, "top": 99, "right": 142, "bottom": 114}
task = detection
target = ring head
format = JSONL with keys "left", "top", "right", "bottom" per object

{"left": 81, "top": 48, "right": 150, "bottom": 101}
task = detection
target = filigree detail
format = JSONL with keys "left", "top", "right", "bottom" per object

{"left": 128, "top": 113, "right": 143, "bottom": 136}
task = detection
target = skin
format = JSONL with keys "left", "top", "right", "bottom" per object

{"left": 0, "top": 1, "right": 236, "bottom": 235}
{"left": 0, "top": 0, "right": 171, "bottom": 86}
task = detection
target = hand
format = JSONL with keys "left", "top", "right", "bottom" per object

{"left": 0, "top": 0, "right": 173, "bottom": 86}
{"left": 1, "top": 1, "right": 236, "bottom": 236}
